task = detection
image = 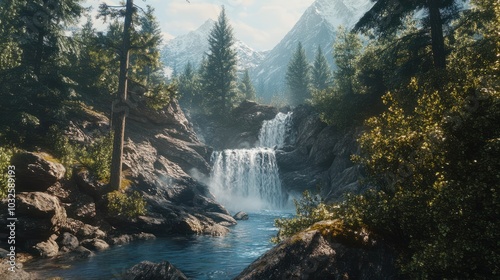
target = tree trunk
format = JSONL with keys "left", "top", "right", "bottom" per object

{"left": 428, "top": 0, "right": 446, "bottom": 69}
{"left": 110, "top": 0, "right": 133, "bottom": 191}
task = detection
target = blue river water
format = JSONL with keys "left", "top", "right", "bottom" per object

{"left": 24, "top": 210, "right": 292, "bottom": 280}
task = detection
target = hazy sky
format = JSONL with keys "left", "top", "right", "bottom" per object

{"left": 85, "top": 0, "right": 316, "bottom": 51}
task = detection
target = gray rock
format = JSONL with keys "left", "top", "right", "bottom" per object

{"left": 80, "top": 238, "right": 109, "bottom": 251}
{"left": 16, "top": 192, "right": 67, "bottom": 241}
{"left": 235, "top": 220, "right": 396, "bottom": 280}
{"left": 205, "top": 212, "right": 237, "bottom": 226}
{"left": 10, "top": 152, "right": 66, "bottom": 192}
{"left": 108, "top": 233, "right": 156, "bottom": 246}
{"left": 233, "top": 211, "right": 249, "bottom": 220}
{"left": 123, "top": 261, "right": 188, "bottom": 280}
{"left": 57, "top": 232, "right": 79, "bottom": 251}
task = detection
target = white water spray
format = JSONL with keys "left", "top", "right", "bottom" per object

{"left": 210, "top": 112, "right": 293, "bottom": 211}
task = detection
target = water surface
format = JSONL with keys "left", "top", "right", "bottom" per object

{"left": 25, "top": 210, "right": 291, "bottom": 280}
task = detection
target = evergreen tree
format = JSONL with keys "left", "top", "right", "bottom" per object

{"left": 285, "top": 42, "right": 310, "bottom": 106}
{"left": 179, "top": 61, "right": 202, "bottom": 109}
{"left": 202, "top": 6, "right": 238, "bottom": 115}
{"left": 0, "top": 0, "right": 84, "bottom": 145}
{"left": 354, "top": 0, "right": 463, "bottom": 69}
{"left": 238, "top": 69, "right": 256, "bottom": 101}
{"left": 311, "top": 46, "right": 332, "bottom": 91}
{"left": 333, "top": 26, "right": 362, "bottom": 96}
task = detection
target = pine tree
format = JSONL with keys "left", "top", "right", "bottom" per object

{"left": 311, "top": 46, "right": 332, "bottom": 91}
{"left": 285, "top": 42, "right": 310, "bottom": 106}
{"left": 179, "top": 61, "right": 202, "bottom": 109}
{"left": 239, "top": 69, "right": 256, "bottom": 101}
{"left": 333, "top": 26, "right": 362, "bottom": 96}
{"left": 0, "top": 0, "right": 84, "bottom": 145}
{"left": 354, "top": 0, "right": 463, "bottom": 69}
{"left": 202, "top": 6, "right": 238, "bottom": 115}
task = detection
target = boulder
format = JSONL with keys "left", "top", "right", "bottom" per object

{"left": 0, "top": 261, "right": 36, "bottom": 280}
{"left": 10, "top": 152, "right": 65, "bottom": 192}
{"left": 108, "top": 233, "right": 156, "bottom": 246}
{"left": 16, "top": 192, "right": 67, "bottom": 241}
{"left": 57, "top": 232, "right": 79, "bottom": 252}
{"left": 80, "top": 238, "right": 109, "bottom": 252}
{"left": 205, "top": 212, "right": 237, "bottom": 226}
{"left": 233, "top": 211, "right": 249, "bottom": 221}
{"left": 235, "top": 221, "right": 396, "bottom": 280}
{"left": 123, "top": 261, "right": 188, "bottom": 280}
{"left": 33, "top": 238, "right": 59, "bottom": 258}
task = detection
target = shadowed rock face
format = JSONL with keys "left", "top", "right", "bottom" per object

{"left": 123, "top": 260, "right": 188, "bottom": 280}
{"left": 190, "top": 100, "right": 279, "bottom": 150}
{"left": 235, "top": 221, "right": 397, "bottom": 280}
{"left": 275, "top": 104, "right": 366, "bottom": 201}
{"left": 11, "top": 152, "right": 66, "bottom": 192}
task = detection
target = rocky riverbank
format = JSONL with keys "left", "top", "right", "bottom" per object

{"left": 0, "top": 98, "right": 235, "bottom": 278}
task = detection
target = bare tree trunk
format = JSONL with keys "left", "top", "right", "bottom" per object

{"left": 110, "top": 0, "right": 133, "bottom": 191}
{"left": 428, "top": 0, "right": 446, "bottom": 69}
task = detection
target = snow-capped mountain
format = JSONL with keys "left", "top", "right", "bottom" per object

{"left": 161, "top": 19, "right": 266, "bottom": 76}
{"left": 252, "top": 0, "right": 374, "bottom": 101}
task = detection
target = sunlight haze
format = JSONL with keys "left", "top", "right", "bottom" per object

{"left": 85, "top": 0, "right": 316, "bottom": 51}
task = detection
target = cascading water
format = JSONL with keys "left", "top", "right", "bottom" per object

{"left": 210, "top": 112, "right": 293, "bottom": 211}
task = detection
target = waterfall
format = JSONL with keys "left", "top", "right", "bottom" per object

{"left": 258, "top": 112, "right": 293, "bottom": 149}
{"left": 209, "top": 112, "right": 293, "bottom": 211}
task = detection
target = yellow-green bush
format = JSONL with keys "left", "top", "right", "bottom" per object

{"left": 107, "top": 190, "right": 147, "bottom": 219}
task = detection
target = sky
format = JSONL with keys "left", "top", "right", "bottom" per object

{"left": 85, "top": 0, "right": 316, "bottom": 51}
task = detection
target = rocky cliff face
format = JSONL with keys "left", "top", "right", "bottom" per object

{"left": 277, "top": 104, "right": 366, "bottom": 201}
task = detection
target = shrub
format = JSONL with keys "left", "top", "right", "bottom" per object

{"left": 78, "top": 135, "right": 113, "bottom": 182}
{"left": 107, "top": 190, "right": 146, "bottom": 219}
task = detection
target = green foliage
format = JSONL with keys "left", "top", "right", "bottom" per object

{"left": 202, "top": 6, "right": 238, "bottom": 115}
{"left": 238, "top": 69, "right": 257, "bottom": 101}
{"left": 333, "top": 26, "right": 363, "bottom": 96}
{"left": 273, "top": 190, "right": 337, "bottom": 243}
{"left": 178, "top": 61, "right": 203, "bottom": 110}
{"left": 311, "top": 46, "right": 332, "bottom": 91}
{"left": 286, "top": 42, "right": 311, "bottom": 106}
{"left": 107, "top": 190, "right": 147, "bottom": 219}
{"left": 282, "top": 1, "right": 500, "bottom": 278}
{"left": 79, "top": 135, "right": 113, "bottom": 183}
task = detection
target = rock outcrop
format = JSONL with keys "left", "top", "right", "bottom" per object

{"left": 235, "top": 221, "right": 397, "bottom": 280}
{"left": 190, "top": 100, "right": 278, "bottom": 149}
{"left": 123, "top": 261, "right": 188, "bottom": 280}
{"left": 276, "top": 104, "right": 366, "bottom": 201}
{"left": 10, "top": 152, "right": 66, "bottom": 192}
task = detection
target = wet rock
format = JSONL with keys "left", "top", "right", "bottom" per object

{"left": 108, "top": 233, "right": 156, "bottom": 246}
{"left": 233, "top": 211, "right": 249, "bottom": 220}
{"left": 55, "top": 246, "right": 95, "bottom": 262}
{"left": 123, "top": 260, "right": 188, "bottom": 280}
{"left": 80, "top": 238, "right": 109, "bottom": 252}
{"left": 203, "top": 224, "right": 230, "bottom": 237}
{"left": 205, "top": 212, "right": 237, "bottom": 226}
{"left": 10, "top": 152, "right": 66, "bottom": 192}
